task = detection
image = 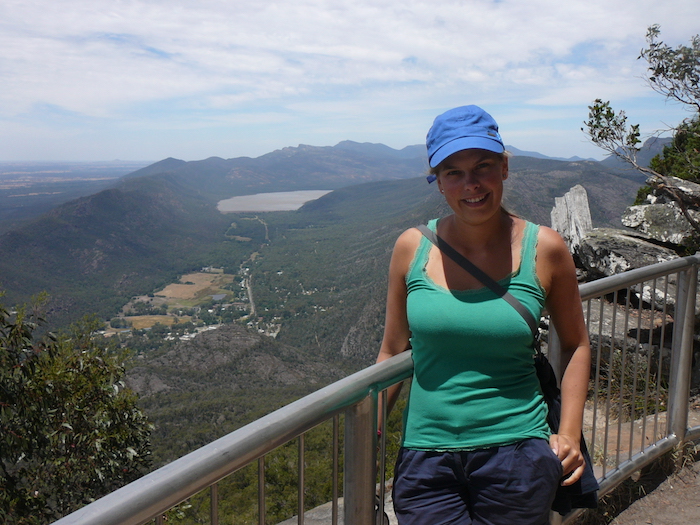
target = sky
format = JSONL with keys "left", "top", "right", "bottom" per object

{"left": 2, "top": 0, "right": 699, "bottom": 163}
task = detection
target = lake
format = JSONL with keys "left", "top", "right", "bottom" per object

{"left": 217, "top": 190, "right": 333, "bottom": 213}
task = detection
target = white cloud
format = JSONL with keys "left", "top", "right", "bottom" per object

{"left": 1, "top": 0, "right": 699, "bottom": 160}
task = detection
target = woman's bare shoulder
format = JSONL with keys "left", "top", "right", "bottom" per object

{"left": 396, "top": 226, "right": 423, "bottom": 246}
{"left": 393, "top": 227, "right": 423, "bottom": 258}
{"left": 535, "top": 225, "right": 577, "bottom": 294}
{"left": 388, "top": 227, "right": 423, "bottom": 274}
{"left": 536, "top": 225, "right": 570, "bottom": 260}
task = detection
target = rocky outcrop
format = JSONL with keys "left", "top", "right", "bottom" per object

{"left": 551, "top": 180, "right": 700, "bottom": 391}
{"left": 621, "top": 176, "right": 700, "bottom": 247}
{"left": 660, "top": 175, "right": 700, "bottom": 203}
{"left": 575, "top": 228, "right": 681, "bottom": 313}
{"left": 576, "top": 228, "right": 678, "bottom": 279}
{"left": 549, "top": 185, "right": 678, "bottom": 279}
{"left": 550, "top": 184, "right": 682, "bottom": 279}
{"left": 551, "top": 185, "right": 593, "bottom": 251}
{"left": 622, "top": 203, "right": 698, "bottom": 245}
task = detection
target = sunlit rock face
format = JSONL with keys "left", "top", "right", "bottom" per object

{"left": 576, "top": 228, "right": 678, "bottom": 279}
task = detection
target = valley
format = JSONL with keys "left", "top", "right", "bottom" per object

{"left": 0, "top": 143, "right": 647, "bottom": 469}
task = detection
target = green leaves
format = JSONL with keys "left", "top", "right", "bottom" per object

{"left": 583, "top": 99, "right": 642, "bottom": 162}
{"left": 584, "top": 25, "right": 699, "bottom": 172}
{"left": 649, "top": 115, "right": 700, "bottom": 182}
{"left": 0, "top": 297, "right": 153, "bottom": 524}
{"left": 641, "top": 24, "right": 700, "bottom": 112}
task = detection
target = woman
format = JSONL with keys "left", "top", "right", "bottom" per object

{"left": 376, "top": 105, "right": 591, "bottom": 524}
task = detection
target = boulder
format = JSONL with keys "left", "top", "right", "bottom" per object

{"left": 654, "top": 175, "right": 700, "bottom": 204}
{"left": 576, "top": 228, "right": 678, "bottom": 279}
{"left": 622, "top": 203, "right": 700, "bottom": 246}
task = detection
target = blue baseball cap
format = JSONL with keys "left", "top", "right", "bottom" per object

{"left": 426, "top": 105, "right": 504, "bottom": 169}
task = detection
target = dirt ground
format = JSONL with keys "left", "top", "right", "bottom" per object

{"left": 157, "top": 271, "right": 232, "bottom": 301}
{"left": 604, "top": 459, "right": 700, "bottom": 525}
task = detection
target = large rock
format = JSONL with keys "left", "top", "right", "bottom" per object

{"left": 551, "top": 184, "right": 593, "bottom": 251}
{"left": 577, "top": 228, "right": 678, "bottom": 278}
{"left": 654, "top": 175, "right": 700, "bottom": 204}
{"left": 624, "top": 175, "right": 700, "bottom": 246}
{"left": 577, "top": 229, "right": 686, "bottom": 316}
{"left": 622, "top": 203, "right": 700, "bottom": 246}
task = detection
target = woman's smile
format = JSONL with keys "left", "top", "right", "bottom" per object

{"left": 461, "top": 194, "right": 489, "bottom": 205}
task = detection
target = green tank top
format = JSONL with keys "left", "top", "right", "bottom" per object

{"left": 402, "top": 219, "right": 550, "bottom": 450}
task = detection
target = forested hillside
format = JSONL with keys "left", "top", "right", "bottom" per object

{"left": 0, "top": 151, "right": 639, "bottom": 329}
{"left": 0, "top": 142, "right": 428, "bottom": 327}
{"left": 0, "top": 175, "right": 235, "bottom": 325}
{"left": 248, "top": 156, "right": 641, "bottom": 366}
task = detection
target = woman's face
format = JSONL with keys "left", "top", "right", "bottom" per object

{"left": 436, "top": 149, "right": 508, "bottom": 227}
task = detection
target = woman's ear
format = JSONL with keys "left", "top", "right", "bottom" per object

{"left": 501, "top": 157, "right": 509, "bottom": 180}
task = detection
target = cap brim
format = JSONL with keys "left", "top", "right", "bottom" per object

{"left": 429, "top": 137, "right": 504, "bottom": 168}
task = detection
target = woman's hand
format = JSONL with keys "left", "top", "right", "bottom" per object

{"left": 549, "top": 433, "right": 585, "bottom": 485}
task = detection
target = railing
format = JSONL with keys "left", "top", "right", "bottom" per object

{"left": 54, "top": 254, "right": 700, "bottom": 525}
{"left": 549, "top": 253, "right": 700, "bottom": 523}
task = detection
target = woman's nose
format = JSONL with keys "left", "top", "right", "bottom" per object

{"left": 462, "top": 171, "right": 479, "bottom": 187}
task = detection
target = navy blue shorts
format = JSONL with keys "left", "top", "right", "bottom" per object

{"left": 392, "top": 438, "right": 562, "bottom": 525}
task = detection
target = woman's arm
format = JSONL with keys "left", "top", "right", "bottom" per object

{"left": 537, "top": 226, "right": 591, "bottom": 486}
{"left": 376, "top": 228, "right": 420, "bottom": 420}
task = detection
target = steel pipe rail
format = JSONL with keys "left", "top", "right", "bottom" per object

{"left": 52, "top": 351, "right": 414, "bottom": 525}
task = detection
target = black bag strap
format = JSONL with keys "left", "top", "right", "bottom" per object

{"left": 416, "top": 224, "right": 540, "bottom": 346}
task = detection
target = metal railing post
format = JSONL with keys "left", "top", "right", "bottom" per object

{"left": 332, "top": 415, "right": 339, "bottom": 525}
{"left": 298, "top": 435, "right": 305, "bottom": 525}
{"left": 210, "top": 483, "right": 219, "bottom": 525}
{"left": 668, "top": 265, "right": 698, "bottom": 441}
{"left": 258, "top": 457, "right": 266, "bottom": 525}
{"left": 343, "top": 395, "right": 376, "bottom": 525}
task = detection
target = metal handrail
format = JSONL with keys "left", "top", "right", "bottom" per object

{"left": 53, "top": 352, "right": 414, "bottom": 525}
{"left": 53, "top": 254, "right": 700, "bottom": 525}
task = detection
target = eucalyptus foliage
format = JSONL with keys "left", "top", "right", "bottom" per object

{"left": 650, "top": 116, "right": 700, "bottom": 182}
{"left": 583, "top": 25, "right": 700, "bottom": 236}
{"left": 642, "top": 24, "right": 700, "bottom": 113}
{"left": 0, "top": 296, "right": 153, "bottom": 524}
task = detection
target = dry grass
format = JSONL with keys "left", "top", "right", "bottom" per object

{"left": 116, "top": 271, "right": 236, "bottom": 330}
{"left": 158, "top": 272, "right": 232, "bottom": 300}
{"left": 128, "top": 315, "right": 182, "bottom": 329}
